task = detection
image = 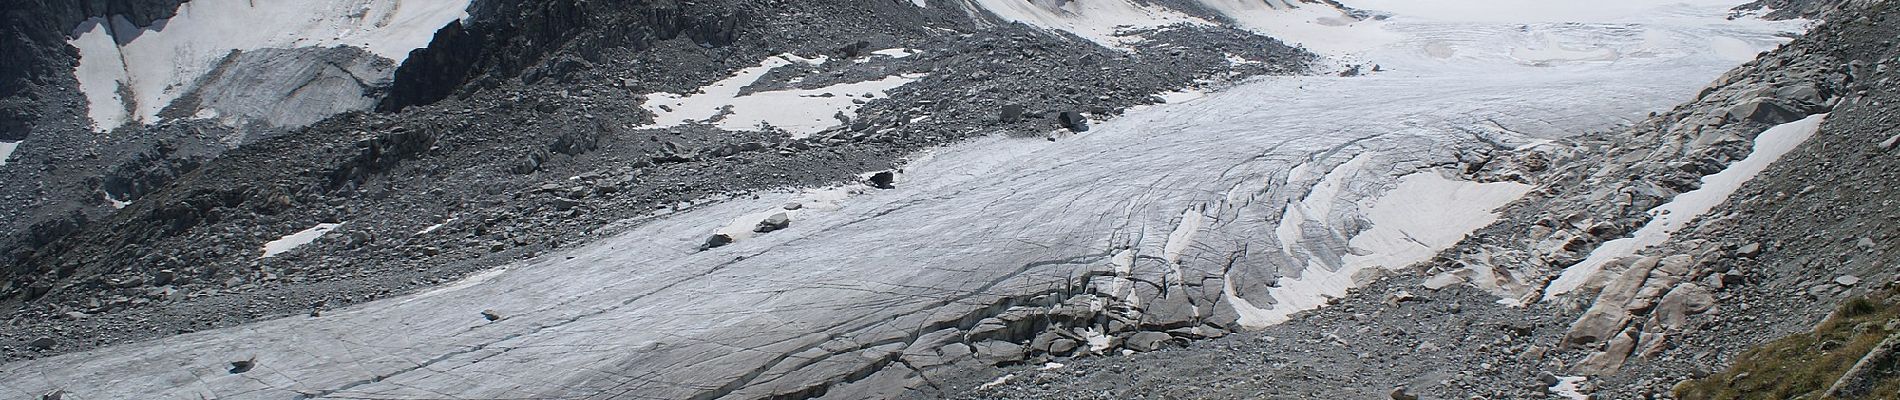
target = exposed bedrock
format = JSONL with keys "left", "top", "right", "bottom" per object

{"left": 162, "top": 46, "right": 397, "bottom": 142}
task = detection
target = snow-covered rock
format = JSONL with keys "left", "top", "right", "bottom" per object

{"left": 70, "top": 0, "right": 470, "bottom": 132}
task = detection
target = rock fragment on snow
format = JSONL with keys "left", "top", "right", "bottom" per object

{"left": 867, "top": 171, "right": 897, "bottom": 189}
{"left": 229, "top": 358, "right": 256, "bottom": 374}
{"left": 1058, "top": 111, "right": 1089, "bottom": 132}
{"left": 701, "top": 233, "right": 735, "bottom": 250}
{"left": 1000, "top": 104, "right": 1025, "bottom": 123}
{"left": 754, "top": 213, "right": 791, "bottom": 233}
{"left": 27, "top": 337, "right": 56, "bottom": 349}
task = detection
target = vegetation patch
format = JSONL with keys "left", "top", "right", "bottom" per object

{"left": 1676, "top": 287, "right": 1900, "bottom": 399}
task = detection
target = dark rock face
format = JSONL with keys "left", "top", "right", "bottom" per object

{"left": 0, "top": 0, "right": 190, "bottom": 141}
{"left": 1732, "top": 0, "right": 1848, "bottom": 19}
{"left": 381, "top": 0, "right": 750, "bottom": 112}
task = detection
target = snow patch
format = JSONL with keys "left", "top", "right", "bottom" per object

{"left": 967, "top": 0, "right": 1210, "bottom": 48}
{"left": 1349, "top": 0, "right": 1741, "bottom": 23}
{"left": 1232, "top": 171, "right": 1529, "bottom": 328}
{"left": 0, "top": 141, "right": 18, "bottom": 166}
{"left": 977, "top": 373, "right": 1015, "bottom": 390}
{"left": 1550, "top": 375, "right": 1591, "bottom": 400}
{"left": 711, "top": 73, "right": 924, "bottom": 137}
{"left": 967, "top": 0, "right": 1394, "bottom": 54}
{"left": 1274, "top": 154, "right": 1371, "bottom": 260}
{"left": 1710, "top": 36, "right": 1761, "bottom": 61}
{"left": 641, "top": 54, "right": 826, "bottom": 128}
{"left": 104, "top": 193, "right": 131, "bottom": 209}
{"left": 868, "top": 48, "right": 919, "bottom": 59}
{"left": 260, "top": 223, "right": 345, "bottom": 258}
{"left": 1194, "top": 0, "right": 1399, "bottom": 55}
{"left": 416, "top": 219, "right": 454, "bottom": 235}
{"left": 1158, "top": 89, "right": 1207, "bottom": 104}
{"left": 1546, "top": 114, "right": 1827, "bottom": 296}
{"left": 1162, "top": 207, "right": 1205, "bottom": 264}
{"left": 405, "top": 265, "right": 509, "bottom": 303}
{"left": 1344, "top": 172, "right": 1529, "bottom": 280}
{"left": 69, "top": 0, "right": 471, "bottom": 131}
{"left": 638, "top": 54, "right": 924, "bottom": 137}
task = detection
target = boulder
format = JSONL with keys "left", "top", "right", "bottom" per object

{"left": 1058, "top": 111, "right": 1090, "bottom": 132}
{"left": 1389, "top": 387, "right": 1418, "bottom": 400}
{"left": 966, "top": 318, "right": 1012, "bottom": 342}
{"left": 1048, "top": 338, "right": 1079, "bottom": 355}
{"left": 1124, "top": 331, "right": 1175, "bottom": 352}
{"left": 550, "top": 197, "right": 581, "bottom": 211}
{"left": 971, "top": 340, "right": 1025, "bottom": 365}
{"left": 1652, "top": 283, "right": 1716, "bottom": 330}
{"left": 754, "top": 213, "right": 791, "bottom": 233}
{"left": 229, "top": 359, "right": 256, "bottom": 374}
{"left": 1836, "top": 275, "right": 1862, "bottom": 286}
{"left": 1563, "top": 257, "right": 1656, "bottom": 347}
{"left": 1726, "top": 99, "right": 1802, "bottom": 125}
{"left": 1574, "top": 326, "right": 1640, "bottom": 375}
{"left": 1139, "top": 295, "right": 1199, "bottom": 330}
{"left": 701, "top": 234, "right": 735, "bottom": 250}
{"left": 27, "top": 337, "right": 56, "bottom": 349}
{"left": 1774, "top": 83, "right": 1823, "bottom": 105}
{"left": 1029, "top": 330, "right": 1062, "bottom": 353}
{"left": 867, "top": 171, "right": 897, "bottom": 189}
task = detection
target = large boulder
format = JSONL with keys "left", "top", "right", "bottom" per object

{"left": 754, "top": 213, "right": 791, "bottom": 233}
{"left": 971, "top": 340, "right": 1025, "bottom": 365}
{"left": 1726, "top": 99, "right": 1803, "bottom": 125}
{"left": 1124, "top": 331, "right": 1176, "bottom": 352}
{"left": 1563, "top": 256, "right": 1656, "bottom": 347}
{"left": 1651, "top": 283, "right": 1716, "bottom": 330}
{"left": 867, "top": 171, "right": 897, "bottom": 189}
{"left": 1058, "top": 111, "right": 1090, "bottom": 132}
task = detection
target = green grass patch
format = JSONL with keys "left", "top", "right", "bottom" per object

{"left": 1675, "top": 288, "right": 1900, "bottom": 400}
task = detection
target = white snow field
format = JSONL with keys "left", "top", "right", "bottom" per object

{"left": 638, "top": 53, "right": 928, "bottom": 137}
{"left": 3, "top": 1, "right": 1803, "bottom": 399}
{"left": 260, "top": 223, "right": 348, "bottom": 259}
{"left": 0, "top": 141, "right": 17, "bottom": 166}
{"left": 69, "top": 0, "right": 471, "bottom": 131}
